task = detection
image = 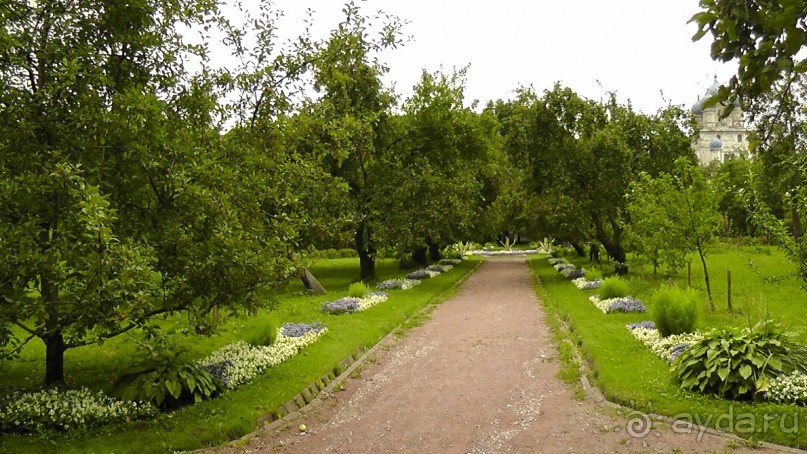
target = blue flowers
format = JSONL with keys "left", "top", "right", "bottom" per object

{"left": 627, "top": 321, "right": 656, "bottom": 330}
{"left": 589, "top": 295, "right": 646, "bottom": 313}
{"left": 321, "top": 297, "right": 362, "bottom": 314}
{"left": 281, "top": 322, "right": 325, "bottom": 337}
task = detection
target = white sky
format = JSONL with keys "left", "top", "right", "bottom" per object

{"left": 221, "top": 0, "right": 738, "bottom": 114}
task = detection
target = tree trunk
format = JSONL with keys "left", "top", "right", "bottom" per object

{"left": 44, "top": 332, "right": 66, "bottom": 385}
{"left": 300, "top": 268, "right": 327, "bottom": 295}
{"left": 791, "top": 204, "right": 804, "bottom": 241}
{"left": 571, "top": 242, "right": 586, "bottom": 257}
{"left": 411, "top": 247, "right": 428, "bottom": 266}
{"left": 355, "top": 222, "right": 376, "bottom": 280}
{"left": 589, "top": 244, "right": 600, "bottom": 263}
{"left": 697, "top": 242, "right": 715, "bottom": 310}
{"left": 428, "top": 240, "right": 441, "bottom": 262}
{"left": 591, "top": 212, "right": 628, "bottom": 275}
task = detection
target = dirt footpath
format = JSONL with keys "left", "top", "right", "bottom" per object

{"left": 214, "top": 258, "right": 786, "bottom": 453}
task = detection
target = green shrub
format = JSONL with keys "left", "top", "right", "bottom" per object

{"left": 114, "top": 360, "right": 225, "bottom": 410}
{"left": 598, "top": 277, "right": 629, "bottom": 299}
{"left": 584, "top": 268, "right": 603, "bottom": 280}
{"left": 673, "top": 320, "right": 807, "bottom": 400}
{"left": 651, "top": 286, "right": 700, "bottom": 337}
{"left": 348, "top": 281, "right": 369, "bottom": 298}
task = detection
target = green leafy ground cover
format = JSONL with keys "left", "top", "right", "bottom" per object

{"left": 531, "top": 245, "right": 807, "bottom": 448}
{"left": 0, "top": 257, "right": 480, "bottom": 453}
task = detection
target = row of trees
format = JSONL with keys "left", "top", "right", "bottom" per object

{"left": 1, "top": 0, "right": 804, "bottom": 385}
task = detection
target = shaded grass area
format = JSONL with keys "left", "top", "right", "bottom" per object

{"left": 0, "top": 257, "right": 481, "bottom": 453}
{"left": 530, "top": 248, "right": 807, "bottom": 449}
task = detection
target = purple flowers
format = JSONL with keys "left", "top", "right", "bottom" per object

{"left": 281, "top": 322, "right": 325, "bottom": 338}
{"left": 627, "top": 321, "right": 656, "bottom": 330}
{"left": 605, "top": 297, "right": 647, "bottom": 313}
{"left": 321, "top": 297, "right": 361, "bottom": 314}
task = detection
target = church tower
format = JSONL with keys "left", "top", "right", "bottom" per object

{"left": 690, "top": 78, "right": 750, "bottom": 165}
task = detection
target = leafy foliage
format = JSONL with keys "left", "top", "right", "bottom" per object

{"left": 114, "top": 361, "right": 224, "bottom": 411}
{"left": 598, "top": 277, "right": 630, "bottom": 300}
{"left": 651, "top": 287, "right": 700, "bottom": 337}
{"left": 0, "top": 388, "right": 155, "bottom": 434}
{"left": 673, "top": 321, "right": 807, "bottom": 399}
{"left": 348, "top": 282, "right": 370, "bottom": 298}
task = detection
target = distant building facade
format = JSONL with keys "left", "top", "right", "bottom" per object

{"left": 690, "top": 78, "right": 750, "bottom": 165}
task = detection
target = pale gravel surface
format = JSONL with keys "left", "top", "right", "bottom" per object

{"left": 210, "top": 258, "right": 785, "bottom": 453}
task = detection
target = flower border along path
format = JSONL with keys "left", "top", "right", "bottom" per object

{"left": 210, "top": 258, "right": 483, "bottom": 449}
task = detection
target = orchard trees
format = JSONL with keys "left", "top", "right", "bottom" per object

{"left": 0, "top": 0, "right": 316, "bottom": 384}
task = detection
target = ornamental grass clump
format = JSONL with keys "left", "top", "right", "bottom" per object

{"left": 598, "top": 276, "right": 630, "bottom": 300}
{"left": 673, "top": 320, "right": 807, "bottom": 400}
{"left": 651, "top": 286, "right": 700, "bottom": 337}
{"left": 348, "top": 281, "right": 369, "bottom": 298}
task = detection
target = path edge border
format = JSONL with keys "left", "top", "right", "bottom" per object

{"left": 211, "top": 258, "right": 485, "bottom": 451}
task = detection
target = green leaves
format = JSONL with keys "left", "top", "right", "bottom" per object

{"left": 114, "top": 361, "right": 224, "bottom": 410}
{"left": 673, "top": 320, "right": 807, "bottom": 400}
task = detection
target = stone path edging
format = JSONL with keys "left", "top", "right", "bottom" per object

{"left": 553, "top": 297, "right": 806, "bottom": 453}
{"left": 206, "top": 259, "right": 483, "bottom": 451}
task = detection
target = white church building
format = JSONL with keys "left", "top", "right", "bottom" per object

{"left": 690, "top": 78, "right": 750, "bottom": 165}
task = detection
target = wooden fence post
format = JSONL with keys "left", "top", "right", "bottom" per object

{"left": 727, "top": 270, "right": 732, "bottom": 313}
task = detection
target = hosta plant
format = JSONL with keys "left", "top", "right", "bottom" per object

{"left": 114, "top": 361, "right": 225, "bottom": 410}
{"left": 673, "top": 320, "right": 807, "bottom": 400}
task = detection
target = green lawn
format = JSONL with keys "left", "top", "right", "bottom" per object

{"left": 0, "top": 257, "right": 481, "bottom": 453}
{"left": 531, "top": 245, "right": 807, "bottom": 448}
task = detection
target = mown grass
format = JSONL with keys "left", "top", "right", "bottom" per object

{"left": 0, "top": 256, "right": 481, "bottom": 453}
{"left": 531, "top": 245, "right": 807, "bottom": 448}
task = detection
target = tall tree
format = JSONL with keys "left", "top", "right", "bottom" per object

{"left": 0, "top": 0, "right": 306, "bottom": 384}
{"left": 627, "top": 159, "right": 721, "bottom": 308}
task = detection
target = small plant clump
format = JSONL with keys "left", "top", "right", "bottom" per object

{"left": 348, "top": 281, "right": 370, "bottom": 298}
{"left": 598, "top": 277, "right": 630, "bottom": 300}
{"left": 651, "top": 286, "right": 700, "bottom": 337}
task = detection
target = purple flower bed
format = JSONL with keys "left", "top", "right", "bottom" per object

{"left": 560, "top": 267, "right": 584, "bottom": 279}
{"left": 668, "top": 343, "right": 690, "bottom": 363}
{"left": 281, "top": 322, "right": 325, "bottom": 337}
{"left": 407, "top": 269, "right": 435, "bottom": 280}
{"left": 555, "top": 263, "right": 576, "bottom": 271}
{"left": 605, "top": 297, "right": 646, "bottom": 313}
{"left": 202, "top": 360, "right": 234, "bottom": 388}
{"left": 321, "top": 297, "right": 361, "bottom": 314}
{"left": 627, "top": 321, "right": 656, "bottom": 330}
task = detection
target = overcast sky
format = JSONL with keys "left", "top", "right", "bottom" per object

{"left": 227, "top": 0, "right": 738, "bottom": 114}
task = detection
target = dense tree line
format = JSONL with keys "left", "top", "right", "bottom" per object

{"left": 1, "top": 0, "right": 805, "bottom": 384}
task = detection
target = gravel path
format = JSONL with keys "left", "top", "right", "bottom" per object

{"left": 213, "top": 258, "right": 785, "bottom": 453}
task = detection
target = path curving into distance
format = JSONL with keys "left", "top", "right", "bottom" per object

{"left": 212, "top": 258, "right": 784, "bottom": 453}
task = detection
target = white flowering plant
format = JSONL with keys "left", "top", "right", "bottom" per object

{"left": 377, "top": 278, "right": 421, "bottom": 290}
{"left": 321, "top": 292, "right": 390, "bottom": 314}
{"left": 572, "top": 278, "right": 602, "bottom": 290}
{"left": 199, "top": 324, "right": 327, "bottom": 389}
{"left": 627, "top": 326, "right": 704, "bottom": 363}
{"left": 588, "top": 295, "right": 646, "bottom": 314}
{"left": 0, "top": 387, "right": 156, "bottom": 434}
{"left": 765, "top": 371, "right": 807, "bottom": 405}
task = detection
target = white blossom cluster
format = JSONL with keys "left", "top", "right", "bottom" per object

{"left": 765, "top": 371, "right": 807, "bottom": 405}
{"left": 465, "top": 249, "right": 539, "bottom": 256}
{"left": 377, "top": 278, "right": 421, "bottom": 290}
{"left": 199, "top": 326, "right": 327, "bottom": 389}
{"left": 589, "top": 295, "right": 615, "bottom": 313}
{"left": 628, "top": 327, "right": 704, "bottom": 363}
{"left": 571, "top": 278, "right": 602, "bottom": 290}
{"left": 0, "top": 387, "right": 155, "bottom": 434}
{"left": 357, "top": 292, "right": 389, "bottom": 311}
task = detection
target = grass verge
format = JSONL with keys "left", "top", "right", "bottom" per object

{"left": 530, "top": 254, "right": 807, "bottom": 449}
{"left": 0, "top": 257, "right": 481, "bottom": 453}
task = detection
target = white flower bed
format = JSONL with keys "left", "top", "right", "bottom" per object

{"left": 377, "top": 278, "right": 421, "bottom": 290}
{"left": 199, "top": 326, "right": 327, "bottom": 389}
{"left": 0, "top": 387, "right": 155, "bottom": 433}
{"left": 572, "top": 278, "right": 603, "bottom": 290}
{"left": 358, "top": 292, "right": 389, "bottom": 311}
{"left": 766, "top": 371, "right": 807, "bottom": 405}
{"left": 627, "top": 326, "right": 703, "bottom": 363}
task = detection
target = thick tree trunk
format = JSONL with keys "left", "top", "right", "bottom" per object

{"left": 44, "top": 332, "right": 66, "bottom": 385}
{"left": 589, "top": 243, "right": 600, "bottom": 263}
{"left": 428, "top": 240, "right": 441, "bottom": 262}
{"left": 571, "top": 242, "right": 586, "bottom": 257}
{"left": 411, "top": 247, "right": 428, "bottom": 266}
{"left": 355, "top": 222, "right": 376, "bottom": 280}
{"left": 791, "top": 204, "right": 804, "bottom": 241}
{"left": 591, "top": 212, "right": 628, "bottom": 275}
